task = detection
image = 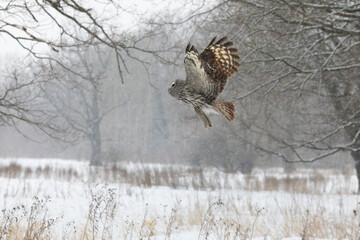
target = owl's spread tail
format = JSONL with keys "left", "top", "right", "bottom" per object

{"left": 214, "top": 101, "right": 236, "bottom": 122}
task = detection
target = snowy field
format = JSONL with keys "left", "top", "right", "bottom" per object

{"left": 0, "top": 158, "right": 359, "bottom": 239}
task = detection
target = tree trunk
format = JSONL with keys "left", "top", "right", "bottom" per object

{"left": 352, "top": 152, "right": 360, "bottom": 193}
{"left": 90, "top": 134, "right": 102, "bottom": 166}
{"left": 89, "top": 84, "right": 102, "bottom": 166}
{"left": 324, "top": 72, "right": 360, "bottom": 193}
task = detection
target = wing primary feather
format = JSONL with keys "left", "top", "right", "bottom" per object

{"left": 186, "top": 43, "right": 191, "bottom": 52}
{"left": 207, "top": 36, "right": 217, "bottom": 47}
{"left": 215, "top": 36, "right": 227, "bottom": 45}
{"left": 223, "top": 41, "right": 233, "bottom": 47}
{"left": 190, "top": 45, "right": 196, "bottom": 52}
{"left": 186, "top": 43, "right": 198, "bottom": 53}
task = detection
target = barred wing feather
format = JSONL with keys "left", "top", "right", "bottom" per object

{"left": 199, "top": 36, "right": 240, "bottom": 96}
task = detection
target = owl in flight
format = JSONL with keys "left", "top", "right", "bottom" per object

{"left": 168, "top": 36, "right": 240, "bottom": 128}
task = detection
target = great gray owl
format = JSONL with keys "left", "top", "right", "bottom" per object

{"left": 168, "top": 36, "right": 240, "bottom": 128}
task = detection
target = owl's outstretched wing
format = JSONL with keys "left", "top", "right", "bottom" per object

{"left": 184, "top": 44, "right": 207, "bottom": 92}
{"left": 184, "top": 36, "right": 240, "bottom": 100}
{"left": 199, "top": 36, "right": 240, "bottom": 96}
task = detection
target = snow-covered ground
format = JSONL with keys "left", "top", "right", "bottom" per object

{"left": 0, "top": 158, "right": 358, "bottom": 239}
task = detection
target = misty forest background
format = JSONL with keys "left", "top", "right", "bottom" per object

{"left": 0, "top": 0, "right": 359, "bottom": 186}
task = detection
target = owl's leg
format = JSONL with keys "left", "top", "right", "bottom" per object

{"left": 194, "top": 107, "right": 212, "bottom": 128}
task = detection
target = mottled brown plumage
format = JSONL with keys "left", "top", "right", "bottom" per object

{"left": 168, "top": 36, "right": 240, "bottom": 128}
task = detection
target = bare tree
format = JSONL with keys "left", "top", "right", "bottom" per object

{"left": 40, "top": 45, "right": 127, "bottom": 165}
{"left": 196, "top": 0, "right": 360, "bottom": 188}
{"left": 0, "top": 62, "right": 64, "bottom": 138}
{"left": 0, "top": 0, "right": 172, "bottom": 136}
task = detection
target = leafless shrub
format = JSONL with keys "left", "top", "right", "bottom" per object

{"left": 43, "top": 166, "right": 51, "bottom": 178}
{"left": 198, "top": 199, "right": 224, "bottom": 240}
{"left": 6, "top": 163, "right": 22, "bottom": 178}
{"left": 66, "top": 168, "right": 78, "bottom": 181}
{"left": 112, "top": 165, "right": 128, "bottom": 181}
{"left": 35, "top": 167, "right": 42, "bottom": 177}
{"left": 0, "top": 196, "right": 57, "bottom": 240}
{"left": 24, "top": 167, "right": 32, "bottom": 179}
{"left": 195, "top": 199, "right": 267, "bottom": 240}
{"left": 143, "top": 169, "right": 152, "bottom": 187}
{"left": 0, "top": 204, "right": 26, "bottom": 239}
{"left": 61, "top": 221, "right": 77, "bottom": 240}
{"left": 263, "top": 177, "right": 279, "bottom": 192}
{"left": 185, "top": 201, "right": 204, "bottom": 226}
{"left": 0, "top": 190, "right": 359, "bottom": 239}
{"left": 0, "top": 162, "right": 352, "bottom": 194}
{"left": 159, "top": 168, "right": 170, "bottom": 186}
{"left": 24, "top": 196, "right": 57, "bottom": 240}
{"left": 82, "top": 185, "right": 117, "bottom": 240}
{"left": 123, "top": 218, "right": 135, "bottom": 240}
{"left": 244, "top": 175, "right": 261, "bottom": 191}
{"left": 138, "top": 204, "right": 156, "bottom": 239}
{"left": 300, "top": 209, "right": 309, "bottom": 240}
{"left": 164, "top": 201, "right": 180, "bottom": 240}
{"left": 308, "top": 174, "right": 326, "bottom": 193}
{"left": 284, "top": 177, "right": 308, "bottom": 193}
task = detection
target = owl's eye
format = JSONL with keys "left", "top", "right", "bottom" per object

{"left": 171, "top": 82, "right": 175, "bottom": 87}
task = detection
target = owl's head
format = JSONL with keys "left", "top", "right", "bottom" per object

{"left": 168, "top": 79, "right": 185, "bottom": 100}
